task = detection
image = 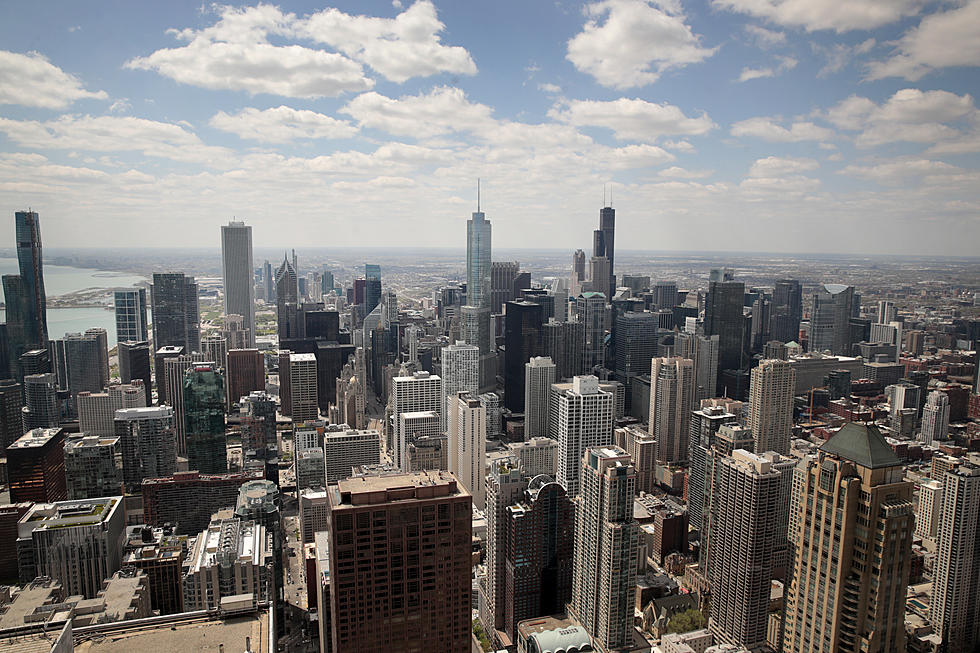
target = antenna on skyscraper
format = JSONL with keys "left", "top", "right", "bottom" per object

{"left": 603, "top": 184, "right": 606, "bottom": 207}
{"left": 477, "top": 178, "right": 481, "bottom": 212}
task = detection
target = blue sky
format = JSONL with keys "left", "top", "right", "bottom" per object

{"left": 0, "top": 0, "right": 978, "bottom": 254}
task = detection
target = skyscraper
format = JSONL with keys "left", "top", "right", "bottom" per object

{"left": 392, "top": 371, "right": 443, "bottom": 471}
{"left": 652, "top": 280, "right": 678, "bottom": 310}
{"left": 183, "top": 364, "right": 226, "bottom": 474}
{"left": 649, "top": 357, "right": 694, "bottom": 464}
{"left": 6, "top": 427, "right": 67, "bottom": 503}
{"left": 541, "top": 318, "right": 585, "bottom": 380}
{"left": 748, "top": 358, "right": 796, "bottom": 455}
{"left": 114, "top": 288, "right": 149, "bottom": 343}
{"left": 675, "top": 331, "right": 720, "bottom": 400}
{"left": 569, "top": 446, "right": 637, "bottom": 651}
{"left": 22, "top": 372, "right": 59, "bottom": 429}
{"left": 704, "top": 279, "right": 746, "bottom": 376}
{"left": 783, "top": 423, "right": 913, "bottom": 653}
{"left": 921, "top": 390, "right": 950, "bottom": 445}
{"left": 118, "top": 341, "right": 152, "bottom": 406}
{"left": 288, "top": 352, "right": 318, "bottom": 422}
{"left": 221, "top": 221, "right": 255, "bottom": 347}
{"left": 114, "top": 405, "right": 177, "bottom": 490}
{"left": 525, "top": 356, "right": 556, "bottom": 438}
{"left": 771, "top": 279, "right": 802, "bottom": 344}
{"left": 503, "top": 301, "right": 543, "bottom": 412}
{"left": 64, "top": 434, "right": 123, "bottom": 500}
{"left": 15, "top": 210, "right": 48, "bottom": 348}
{"left": 593, "top": 205, "right": 616, "bottom": 300}
{"left": 490, "top": 261, "right": 519, "bottom": 313}
{"left": 613, "top": 311, "right": 660, "bottom": 398}
{"left": 467, "top": 197, "right": 492, "bottom": 309}
{"left": 552, "top": 376, "right": 615, "bottom": 496}
{"left": 574, "top": 292, "right": 607, "bottom": 372}
{"left": 809, "top": 284, "right": 855, "bottom": 355}
{"left": 364, "top": 263, "right": 382, "bottom": 314}
{"left": 225, "top": 349, "right": 265, "bottom": 411}
{"left": 441, "top": 341, "right": 479, "bottom": 431}
{"left": 447, "top": 391, "right": 486, "bottom": 509}
{"left": 164, "top": 352, "right": 206, "bottom": 454}
{"left": 0, "top": 379, "right": 23, "bottom": 450}
{"left": 60, "top": 331, "right": 109, "bottom": 404}
{"left": 151, "top": 273, "right": 200, "bottom": 353}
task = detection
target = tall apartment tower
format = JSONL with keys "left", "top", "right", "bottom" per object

{"left": 118, "top": 341, "right": 152, "bottom": 406}
{"left": 552, "top": 376, "right": 615, "bottom": 496}
{"left": 783, "top": 423, "right": 914, "bottom": 653}
{"left": 289, "top": 353, "right": 319, "bottom": 422}
{"left": 541, "top": 319, "right": 586, "bottom": 380}
{"left": 183, "top": 365, "right": 227, "bottom": 474}
{"left": 60, "top": 330, "right": 109, "bottom": 401}
{"left": 8, "top": 211, "right": 48, "bottom": 356}
{"left": 114, "top": 288, "right": 149, "bottom": 343}
{"left": 164, "top": 352, "right": 207, "bottom": 454}
{"left": 441, "top": 341, "right": 479, "bottom": 431}
{"left": 63, "top": 434, "right": 123, "bottom": 500}
{"left": 448, "top": 391, "right": 486, "bottom": 510}
{"left": 114, "top": 406, "right": 178, "bottom": 490}
{"left": 151, "top": 273, "right": 200, "bottom": 353}
{"left": 221, "top": 221, "right": 256, "bottom": 347}
{"left": 481, "top": 460, "right": 529, "bottom": 642}
{"left": 675, "top": 331, "right": 720, "bottom": 400}
{"left": 574, "top": 292, "right": 607, "bottom": 372}
{"left": 613, "top": 311, "right": 660, "bottom": 395}
{"left": 593, "top": 205, "right": 616, "bottom": 300}
{"left": 707, "top": 449, "right": 782, "bottom": 651}
{"left": 392, "top": 371, "right": 443, "bottom": 471}
{"left": 931, "top": 463, "right": 980, "bottom": 651}
{"left": 326, "top": 471, "right": 472, "bottom": 653}
{"left": 921, "top": 390, "right": 950, "bottom": 445}
{"left": 569, "top": 446, "right": 638, "bottom": 651}
{"left": 0, "top": 379, "right": 22, "bottom": 450}
{"left": 525, "top": 356, "right": 556, "bottom": 438}
{"left": 704, "top": 279, "right": 746, "bottom": 376}
{"left": 771, "top": 279, "right": 802, "bottom": 343}
{"left": 748, "top": 359, "right": 796, "bottom": 455}
{"left": 21, "top": 373, "right": 59, "bottom": 429}
{"left": 649, "top": 357, "right": 694, "bottom": 464}
{"left": 809, "top": 284, "right": 855, "bottom": 355}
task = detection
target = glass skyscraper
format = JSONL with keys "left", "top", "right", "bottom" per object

{"left": 466, "top": 209, "right": 491, "bottom": 310}
{"left": 221, "top": 221, "right": 256, "bottom": 347}
{"left": 15, "top": 210, "right": 47, "bottom": 346}
{"left": 151, "top": 273, "right": 200, "bottom": 353}
{"left": 114, "top": 288, "right": 149, "bottom": 343}
{"left": 183, "top": 364, "right": 227, "bottom": 474}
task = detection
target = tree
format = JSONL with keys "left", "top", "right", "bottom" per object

{"left": 666, "top": 608, "right": 706, "bottom": 634}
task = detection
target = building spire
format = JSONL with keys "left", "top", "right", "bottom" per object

{"left": 477, "top": 177, "right": 481, "bottom": 213}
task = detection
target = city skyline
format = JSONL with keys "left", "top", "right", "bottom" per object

{"left": 0, "top": 1, "right": 978, "bottom": 254}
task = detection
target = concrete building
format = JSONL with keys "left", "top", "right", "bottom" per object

{"left": 293, "top": 421, "right": 326, "bottom": 491}
{"left": 441, "top": 340, "right": 479, "bottom": 431}
{"left": 323, "top": 426, "right": 382, "bottom": 483}
{"left": 221, "top": 220, "right": 256, "bottom": 348}
{"left": 114, "top": 405, "right": 177, "bottom": 490}
{"left": 921, "top": 390, "right": 950, "bottom": 445}
{"left": 525, "top": 356, "right": 557, "bottom": 439}
{"left": 915, "top": 479, "right": 943, "bottom": 540}
{"left": 21, "top": 372, "right": 59, "bottom": 430}
{"left": 574, "top": 292, "right": 607, "bottom": 371}
{"left": 448, "top": 391, "right": 486, "bottom": 510}
{"left": 482, "top": 459, "right": 529, "bottom": 645}
{"left": 748, "top": 359, "right": 796, "bottom": 455}
{"left": 391, "top": 371, "right": 443, "bottom": 471}
{"left": 64, "top": 434, "right": 123, "bottom": 500}
{"left": 225, "top": 349, "right": 265, "bottom": 411}
{"left": 122, "top": 524, "right": 187, "bottom": 614}
{"left": 141, "top": 470, "right": 263, "bottom": 536}
{"left": 808, "top": 284, "right": 855, "bottom": 355}
{"left": 7, "top": 427, "right": 66, "bottom": 503}
{"left": 675, "top": 331, "right": 720, "bottom": 401}
{"left": 202, "top": 334, "right": 227, "bottom": 371}
{"left": 507, "top": 436, "right": 558, "bottom": 478}
{"left": 298, "top": 489, "right": 329, "bottom": 544}
{"left": 289, "top": 352, "right": 319, "bottom": 422}
{"left": 77, "top": 383, "right": 146, "bottom": 436}
{"left": 618, "top": 424, "right": 657, "bottom": 495}
{"left": 649, "top": 357, "right": 695, "bottom": 464}
{"left": 408, "top": 435, "right": 448, "bottom": 472}
{"left": 551, "top": 376, "right": 615, "bottom": 497}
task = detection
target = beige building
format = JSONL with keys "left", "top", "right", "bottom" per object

{"left": 649, "top": 357, "right": 694, "bottom": 464}
{"left": 448, "top": 391, "right": 486, "bottom": 510}
{"left": 915, "top": 479, "right": 943, "bottom": 540}
{"left": 748, "top": 359, "right": 796, "bottom": 454}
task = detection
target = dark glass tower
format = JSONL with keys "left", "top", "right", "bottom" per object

{"left": 183, "top": 365, "right": 227, "bottom": 474}
{"left": 771, "top": 279, "right": 802, "bottom": 344}
{"left": 704, "top": 280, "right": 747, "bottom": 376}
{"left": 118, "top": 341, "right": 152, "bottom": 406}
{"left": 364, "top": 263, "right": 382, "bottom": 314}
{"left": 593, "top": 206, "right": 616, "bottom": 300}
{"left": 151, "top": 273, "right": 200, "bottom": 353}
{"left": 503, "top": 301, "right": 543, "bottom": 412}
{"left": 15, "top": 211, "right": 47, "bottom": 347}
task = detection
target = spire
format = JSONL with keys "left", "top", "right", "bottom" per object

{"left": 477, "top": 177, "right": 481, "bottom": 213}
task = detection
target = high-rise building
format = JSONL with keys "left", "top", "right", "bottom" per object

{"left": 467, "top": 201, "right": 492, "bottom": 311}
{"left": 118, "top": 341, "right": 152, "bottom": 406}
{"left": 748, "top": 359, "right": 796, "bottom": 455}
{"left": 115, "top": 405, "right": 177, "bottom": 490}
{"left": 809, "top": 284, "right": 855, "bottom": 355}
{"left": 325, "top": 471, "right": 472, "bottom": 652}
{"left": 541, "top": 318, "right": 585, "bottom": 380}
{"left": 239, "top": 391, "right": 277, "bottom": 451}
{"left": 704, "top": 279, "right": 746, "bottom": 376}
{"left": 915, "top": 478, "right": 943, "bottom": 540}
{"left": 58, "top": 330, "right": 109, "bottom": 405}
{"left": 151, "top": 273, "right": 200, "bottom": 354}
{"left": 652, "top": 281, "right": 678, "bottom": 310}
{"left": 293, "top": 420, "right": 325, "bottom": 490}
{"left": 183, "top": 365, "right": 226, "bottom": 474}
{"left": 572, "top": 249, "right": 586, "bottom": 289}
{"left": 706, "top": 449, "right": 783, "bottom": 651}
{"left": 288, "top": 352, "right": 319, "bottom": 421}
{"left": 482, "top": 460, "right": 529, "bottom": 642}
{"left": 141, "top": 470, "right": 262, "bottom": 536}
{"left": 392, "top": 371, "right": 443, "bottom": 471}
{"left": 525, "top": 356, "right": 556, "bottom": 438}
{"left": 675, "top": 331, "right": 720, "bottom": 401}
{"left": 114, "top": 288, "right": 149, "bottom": 343}
{"left": 164, "top": 352, "right": 206, "bottom": 454}
{"left": 275, "top": 255, "right": 299, "bottom": 338}
{"left": 613, "top": 311, "right": 659, "bottom": 397}
{"left": 201, "top": 334, "right": 227, "bottom": 370}
{"left": 504, "top": 301, "right": 543, "bottom": 412}
{"left": 222, "top": 313, "right": 250, "bottom": 350}
{"left": 574, "top": 292, "right": 607, "bottom": 371}
{"left": 649, "top": 357, "right": 694, "bottom": 464}
{"left": 588, "top": 256, "right": 611, "bottom": 300}
{"left": 593, "top": 205, "right": 616, "bottom": 300}
{"left": 771, "top": 279, "right": 802, "bottom": 344}
{"left": 921, "top": 390, "right": 950, "bottom": 445}
{"left": 0, "top": 379, "right": 23, "bottom": 450}
{"left": 122, "top": 525, "right": 187, "bottom": 615}
{"left": 569, "top": 446, "right": 637, "bottom": 651}
{"left": 441, "top": 341, "right": 479, "bottom": 430}
{"left": 221, "top": 221, "right": 256, "bottom": 348}
{"left": 364, "top": 263, "right": 382, "bottom": 314}
{"left": 63, "top": 434, "right": 123, "bottom": 499}
{"left": 931, "top": 463, "right": 980, "bottom": 651}
{"left": 491, "top": 261, "right": 519, "bottom": 313}
{"left": 3, "top": 211, "right": 48, "bottom": 366}
{"left": 508, "top": 436, "right": 558, "bottom": 478}
{"left": 7, "top": 427, "right": 66, "bottom": 503}
{"left": 783, "top": 423, "right": 914, "bottom": 653}
{"left": 552, "top": 376, "right": 615, "bottom": 496}
{"left": 618, "top": 424, "right": 657, "bottom": 495}
{"left": 323, "top": 426, "right": 382, "bottom": 483}
{"left": 225, "top": 349, "right": 264, "bottom": 411}
{"left": 21, "top": 372, "right": 59, "bottom": 429}
{"left": 448, "top": 391, "right": 486, "bottom": 510}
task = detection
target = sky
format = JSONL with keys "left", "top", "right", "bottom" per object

{"left": 0, "top": 0, "right": 978, "bottom": 255}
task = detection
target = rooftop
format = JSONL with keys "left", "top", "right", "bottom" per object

{"left": 333, "top": 470, "right": 466, "bottom": 506}
{"left": 7, "top": 429, "right": 62, "bottom": 450}
{"left": 73, "top": 610, "right": 270, "bottom": 653}
{"left": 820, "top": 422, "right": 902, "bottom": 469}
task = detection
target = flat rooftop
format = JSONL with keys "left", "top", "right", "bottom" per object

{"left": 333, "top": 470, "right": 467, "bottom": 507}
{"left": 8, "top": 429, "right": 62, "bottom": 450}
{"left": 74, "top": 611, "right": 270, "bottom": 652}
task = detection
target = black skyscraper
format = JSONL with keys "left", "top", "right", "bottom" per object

{"left": 704, "top": 280, "right": 746, "bottom": 376}
{"left": 593, "top": 206, "right": 616, "bottom": 300}
{"left": 771, "top": 279, "right": 802, "bottom": 344}
{"left": 151, "top": 273, "right": 201, "bottom": 353}
{"left": 365, "top": 264, "right": 382, "bottom": 314}
{"left": 16, "top": 211, "right": 47, "bottom": 346}
{"left": 119, "top": 341, "right": 152, "bottom": 406}
{"left": 503, "top": 301, "right": 543, "bottom": 412}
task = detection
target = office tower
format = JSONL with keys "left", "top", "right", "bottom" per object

{"left": 63, "top": 434, "right": 123, "bottom": 499}
{"left": 7, "top": 211, "right": 48, "bottom": 357}
{"left": 380, "top": 289, "right": 397, "bottom": 329}
{"left": 263, "top": 260, "right": 275, "bottom": 304}
{"left": 613, "top": 311, "right": 659, "bottom": 396}
{"left": 392, "top": 371, "right": 443, "bottom": 470}
{"left": 240, "top": 391, "right": 277, "bottom": 451}
{"left": 141, "top": 470, "right": 262, "bottom": 535}
{"left": 809, "top": 283, "right": 855, "bottom": 355}
{"left": 916, "top": 478, "right": 943, "bottom": 540}
{"left": 221, "top": 221, "right": 256, "bottom": 347}
{"left": 593, "top": 205, "right": 616, "bottom": 299}
{"left": 275, "top": 255, "right": 299, "bottom": 337}
{"left": 505, "top": 437, "right": 556, "bottom": 478}
{"left": 293, "top": 420, "right": 325, "bottom": 490}
{"left": 460, "top": 304, "right": 492, "bottom": 355}
{"left": 704, "top": 279, "right": 746, "bottom": 377}
{"left": 325, "top": 471, "right": 472, "bottom": 652}
{"left": 7, "top": 427, "right": 66, "bottom": 502}
{"left": 467, "top": 201, "right": 492, "bottom": 310}
{"left": 491, "top": 261, "right": 519, "bottom": 313}
{"left": 323, "top": 427, "right": 382, "bottom": 483}
{"left": 932, "top": 463, "right": 980, "bottom": 651}
{"left": 153, "top": 345, "right": 182, "bottom": 405}
{"left": 447, "top": 391, "right": 486, "bottom": 509}
{"left": 18, "top": 496, "right": 124, "bottom": 599}
{"left": 21, "top": 372, "right": 59, "bottom": 429}
{"left": 783, "top": 423, "right": 914, "bottom": 653}
{"left": 552, "top": 376, "right": 615, "bottom": 496}
{"left": 182, "top": 512, "right": 273, "bottom": 610}
{"left": 288, "top": 352, "right": 318, "bottom": 421}
{"left": 569, "top": 446, "right": 637, "bottom": 651}
{"left": 442, "top": 340, "right": 479, "bottom": 430}
{"left": 588, "top": 256, "right": 611, "bottom": 299}
{"left": 652, "top": 280, "right": 678, "bottom": 310}
{"left": 504, "top": 301, "right": 543, "bottom": 412}
{"left": 121, "top": 526, "right": 187, "bottom": 615}
{"left": 363, "top": 263, "right": 382, "bottom": 315}
{"left": 876, "top": 300, "right": 896, "bottom": 324}
{"left": 748, "top": 359, "right": 796, "bottom": 455}
{"left": 183, "top": 365, "right": 226, "bottom": 474}
{"left": 202, "top": 334, "right": 226, "bottom": 370}
{"left": 572, "top": 249, "right": 586, "bottom": 287}
{"left": 525, "top": 356, "right": 556, "bottom": 438}
{"left": 921, "top": 390, "right": 950, "bottom": 445}
{"left": 114, "top": 288, "right": 149, "bottom": 343}
{"left": 151, "top": 273, "right": 200, "bottom": 353}
{"left": 222, "top": 313, "right": 250, "bottom": 350}
{"left": 478, "top": 391, "right": 500, "bottom": 436}
{"left": 115, "top": 406, "right": 177, "bottom": 490}
{"left": 541, "top": 318, "right": 585, "bottom": 380}
{"left": 706, "top": 449, "right": 782, "bottom": 651}
{"left": 676, "top": 331, "right": 720, "bottom": 401}
{"left": 771, "top": 279, "right": 802, "bottom": 344}
{"left": 0, "top": 379, "right": 22, "bottom": 450}
{"left": 574, "top": 292, "right": 607, "bottom": 371}
{"left": 1, "top": 275, "right": 29, "bottom": 377}
{"left": 225, "top": 349, "right": 264, "bottom": 411}
{"left": 77, "top": 382, "right": 146, "bottom": 436}
{"left": 59, "top": 330, "right": 108, "bottom": 403}
{"left": 649, "top": 357, "right": 694, "bottom": 464}
{"left": 117, "top": 341, "right": 151, "bottom": 406}
{"left": 164, "top": 352, "right": 206, "bottom": 454}
{"left": 501, "top": 475, "right": 574, "bottom": 641}
{"left": 825, "top": 368, "right": 851, "bottom": 400}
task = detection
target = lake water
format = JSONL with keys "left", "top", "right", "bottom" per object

{"left": 0, "top": 258, "right": 148, "bottom": 347}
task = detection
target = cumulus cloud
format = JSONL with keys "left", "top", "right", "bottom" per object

{"left": 566, "top": 0, "right": 717, "bottom": 88}
{"left": 736, "top": 56, "right": 797, "bottom": 82}
{"left": 0, "top": 50, "right": 107, "bottom": 109}
{"left": 813, "top": 38, "right": 876, "bottom": 77}
{"left": 744, "top": 24, "right": 786, "bottom": 48}
{"left": 730, "top": 117, "right": 835, "bottom": 142}
{"left": 748, "top": 156, "right": 818, "bottom": 177}
{"left": 548, "top": 97, "right": 716, "bottom": 142}
{"left": 210, "top": 106, "right": 358, "bottom": 142}
{"left": 342, "top": 87, "right": 494, "bottom": 138}
{"left": 839, "top": 158, "right": 967, "bottom": 184}
{"left": 658, "top": 166, "right": 713, "bottom": 178}
{"left": 712, "top": 0, "right": 925, "bottom": 32}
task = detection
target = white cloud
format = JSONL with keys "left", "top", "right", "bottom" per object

{"left": 0, "top": 50, "right": 107, "bottom": 109}
{"left": 736, "top": 56, "right": 797, "bottom": 82}
{"left": 342, "top": 87, "right": 494, "bottom": 138}
{"left": 867, "top": 0, "right": 980, "bottom": 80}
{"left": 712, "top": 0, "right": 925, "bottom": 32}
{"left": 210, "top": 106, "right": 358, "bottom": 142}
{"left": 548, "top": 97, "right": 716, "bottom": 142}
{"left": 659, "top": 166, "right": 713, "bottom": 178}
{"left": 730, "top": 117, "right": 835, "bottom": 142}
{"left": 538, "top": 83, "right": 562, "bottom": 94}
{"left": 744, "top": 24, "right": 786, "bottom": 48}
{"left": 840, "top": 158, "right": 965, "bottom": 184}
{"left": 566, "top": 0, "right": 717, "bottom": 88}
{"left": 748, "top": 156, "right": 818, "bottom": 177}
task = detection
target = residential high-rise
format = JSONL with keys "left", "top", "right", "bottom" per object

{"left": 508, "top": 436, "right": 558, "bottom": 478}
{"left": 288, "top": 352, "right": 319, "bottom": 421}
{"left": 541, "top": 318, "right": 585, "bottom": 380}
{"left": 783, "top": 423, "right": 914, "bottom": 653}
{"left": 525, "top": 356, "right": 556, "bottom": 438}
{"left": 392, "top": 371, "right": 443, "bottom": 470}
{"left": 504, "top": 301, "right": 543, "bottom": 412}
{"left": 59, "top": 330, "right": 109, "bottom": 404}
{"left": 326, "top": 471, "right": 472, "bottom": 652}
{"left": 118, "top": 341, "right": 152, "bottom": 406}
{"left": 574, "top": 292, "right": 607, "bottom": 371}
{"left": 649, "top": 357, "right": 694, "bottom": 464}
{"left": 141, "top": 469, "right": 262, "bottom": 536}
{"left": 675, "top": 331, "right": 720, "bottom": 400}
{"left": 239, "top": 391, "right": 277, "bottom": 451}
{"left": 569, "top": 446, "right": 637, "bottom": 651}
{"left": 63, "top": 434, "right": 123, "bottom": 500}
{"left": 293, "top": 420, "right": 325, "bottom": 490}
{"left": 183, "top": 364, "right": 226, "bottom": 474}
{"left": 115, "top": 406, "right": 177, "bottom": 490}
{"left": 201, "top": 334, "right": 227, "bottom": 370}
{"left": 771, "top": 279, "right": 802, "bottom": 344}
{"left": 921, "top": 390, "right": 950, "bottom": 445}
{"left": 7, "top": 427, "right": 66, "bottom": 503}
{"left": 77, "top": 383, "right": 146, "bottom": 436}
{"left": 4, "top": 211, "right": 48, "bottom": 363}
{"left": 613, "top": 311, "right": 660, "bottom": 398}
{"left": 704, "top": 279, "right": 746, "bottom": 376}
{"left": 481, "top": 460, "right": 529, "bottom": 643}
{"left": 931, "top": 463, "right": 980, "bottom": 651}
{"left": 552, "top": 376, "right": 615, "bottom": 496}
{"left": 225, "top": 349, "right": 265, "bottom": 411}
{"left": 706, "top": 449, "right": 782, "bottom": 651}
{"left": 915, "top": 478, "right": 943, "bottom": 540}
{"left": 221, "top": 221, "right": 256, "bottom": 348}
{"left": 448, "top": 391, "right": 486, "bottom": 510}
{"left": 114, "top": 288, "right": 149, "bottom": 343}
{"left": 151, "top": 273, "right": 200, "bottom": 354}
{"left": 808, "top": 284, "right": 855, "bottom": 355}
{"left": 593, "top": 205, "right": 616, "bottom": 300}
{"left": 21, "top": 372, "right": 59, "bottom": 429}
{"left": 275, "top": 255, "right": 299, "bottom": 338}
{"left": 323, "top": 427, "right": 381, "bottom": 483}
{"left": 491, "top": 261, "right": 519, "bottom": 313}
{"left": 441, "top": 341, "right": 479, "bottom": 430}
{"left": 748, "top": 359, "right": 796, "bottom": 455}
